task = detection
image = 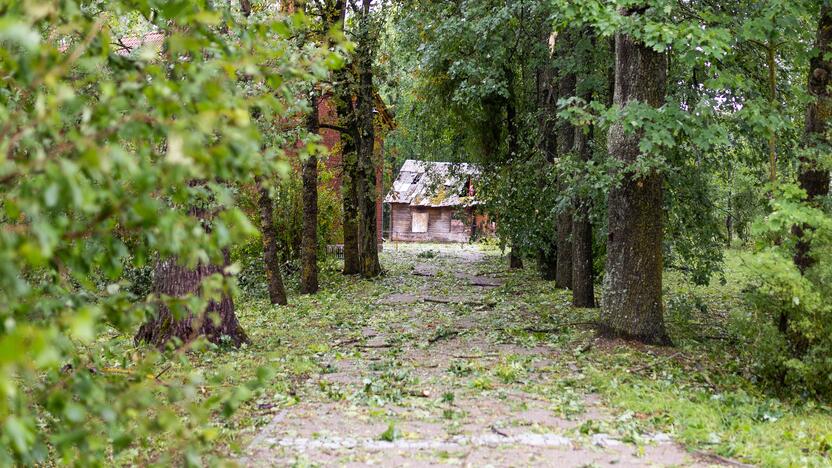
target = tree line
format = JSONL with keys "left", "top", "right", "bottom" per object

{"left": 389, "top": 0, "right": 832, "bottom": 392}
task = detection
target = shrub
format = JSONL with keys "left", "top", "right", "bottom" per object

{"left": 734, "top": 185, "right": 832, "bottom": 399}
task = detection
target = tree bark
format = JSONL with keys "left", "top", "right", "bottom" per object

{"left": 509, "top": 248, "right": 524, "bottom": 269}
{"left": 555, "top": 62, "right": 576, "bottom": 290}
{"left": 341, "top": 134, "right": 361, "bottom": 274}
{"left": 571, "top": 124, "right": 596, "bottom": 308}
{"left": 257, "top": 178, "right": 288, "bottom": 305}
{"left": 536, "top": 28, "right": 558, "bottom": 281}
{"left": 300, "top": 94, "right": 319, "bottom": 294}
{"left": 795, "top": 5, "right": 832, "bottom": 273}
{"left": 599, "top": 25, "right": 671, "bottom": 345}
{"left": 136, "top": 250, "right": 248, "bottom": 348}
{"left": 355, "top": 0, "right": 381, "bottom": 278}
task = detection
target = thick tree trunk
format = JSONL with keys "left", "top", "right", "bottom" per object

{"left": 795, "top": 6, "right": 832, "bottom": 273}
{"left": 300, "top": 95, "right": 319, "bottom": 294}
{"left": 572, "top": 125, "right": 596, "bottom": 308}
{"left": 257, "top": 179, "right": 288, "bottom": 305}
{"left": 355, "top": 0, "right": 381, "bottom": 278}
{"left": 600, "top": 27, "right": 671, "bottom": 345}
{"left": 136, "top": 250, "right": 248, "bottom": 349}
{"left": 555, "top": 69, "right": 576, "bottom": 290}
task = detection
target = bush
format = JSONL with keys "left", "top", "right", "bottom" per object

{"left": 734, "top": 185, "right": 832, "bottom": 399}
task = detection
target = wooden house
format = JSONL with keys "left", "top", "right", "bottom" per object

{"left": 384, "top": 160, "right": 493, "bottom": 243}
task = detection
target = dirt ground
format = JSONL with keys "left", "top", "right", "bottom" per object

{"left": 241, "top": 244, "right": 728, "bottom": 467}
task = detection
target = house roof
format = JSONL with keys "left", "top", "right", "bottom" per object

{"left": 384, "top": 159, "right": 480, "bottom": 207}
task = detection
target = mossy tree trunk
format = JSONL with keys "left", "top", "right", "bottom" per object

{"left": 599, "top": 22, "right": 671, "bottom": 345}
{"left": 257, "top": 178, "right": 288, "bottom": 305}
{"left": 300, "top": 94, "right": 319, "bottom": 294}
{"left": 341, "top": 134, "right": 361, "bottom": 275}
{"left": 355, "top": 0, "right": 381, "bottom": 278}
{"left": 571, "top": 123, "right": 596, "bottom": 308}
{"left": 136, "top": 250, "right": 248, "bottom": 349}
{"left": 795, "top": 6, "right": 832, "bottom": 273}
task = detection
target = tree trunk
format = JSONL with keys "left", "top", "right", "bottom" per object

{"left": 328, "top": 1, "right": 358, "bottom": 275}
{"left": 571, "top": 124, "right": 596, "bottom": 308}
{"left": 136, "top": 250, "right": 248, "bottom": 349}
{"left": 795, "top": 5, "right": 832, "bottom": 272}
{"left": 509, "top": 248, "right": 524, "bottom": 269}
{"left": 355, "top": 0, "right": 381, "bottom": 278}
{"left": 537, "top": 249, "right": 557, "bottom": 280}
{"left": 555, "top": 66, "right": 576, "bottom": 290}
{"left": 599, "top": 26, "right": 671, "bottom": 345}
{"left": 257, "top": 178, "right": 288, "bottom": 305}
{"left": 536, "top": 28, "right": 558, "bottom": 281}
{"left": 341, "top": 135, "right": 361, "bottom": 275}
{"left": 300, "top": 94, "right": 319, "bottom": 294}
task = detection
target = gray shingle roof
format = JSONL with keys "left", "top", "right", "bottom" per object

{"left": 384, "top": 159, "right": 480, "bottom": 207}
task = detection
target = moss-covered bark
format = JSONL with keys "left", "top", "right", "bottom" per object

{"left": 600, "top": 25, "right": 670, "bottom": 346}
{"left": 300, "top": 95, "right": 319, "bottom": 294}
{"left": 257, "top": 179, "right": 288, "bottom": 306}
{"left": 355, "top": 0, "right": 381, "bottom": 278}
{"left": 136, "top": 251, "right": 248, "bottom": 349}
{"left": 341, "top": 137, "right": 361, "bottom": 275}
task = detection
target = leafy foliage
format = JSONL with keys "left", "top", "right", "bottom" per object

{"left": 0, "top": 0, "right": 336, "bottom": 463}
{"left": 736, "top": 185, "right": 832, "bottom": 398}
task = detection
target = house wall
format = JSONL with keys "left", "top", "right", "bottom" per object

{"left": 389, "top": 204, "right": 472, "bottom": 243}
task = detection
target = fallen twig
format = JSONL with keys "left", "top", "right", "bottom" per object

{"left": 451, "top": 352, "right": 500, "bottom": 359}
{"left": 356, "top": 343, "right": 393, "bottom": 349}
{"left": 428, "top": 330, "right": 459, "bottom": 344}
{"left": 154, "top": 364, "right": 172, "bottom": 380}
{"left": 490, "top": 425, "right": 509, "bottom": 437}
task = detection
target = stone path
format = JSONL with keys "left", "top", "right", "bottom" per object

{"left": 242, "top": 244, "right": 723, "bottom": 467}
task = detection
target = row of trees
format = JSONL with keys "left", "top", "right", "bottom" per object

{"left": 3, "top": 0, "right": 832, "bottom": 462}
{"left": 388, "top": 0, "right": 832, "bottom": 390}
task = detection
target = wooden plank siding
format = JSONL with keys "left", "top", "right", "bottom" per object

{"left": 389, "top": 203, "right": 471, "bottom": 242}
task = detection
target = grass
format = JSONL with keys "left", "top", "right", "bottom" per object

{"left": 112, "top": 244, "right": 831, "bottom": 466}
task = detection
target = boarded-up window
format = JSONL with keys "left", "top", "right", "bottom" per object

{"left": 412, "top": 211, "right": 428, "bottom": 233}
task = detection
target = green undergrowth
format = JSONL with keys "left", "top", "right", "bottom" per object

{"left": 495, "top": 250, "right": 832, "bottom": 467}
